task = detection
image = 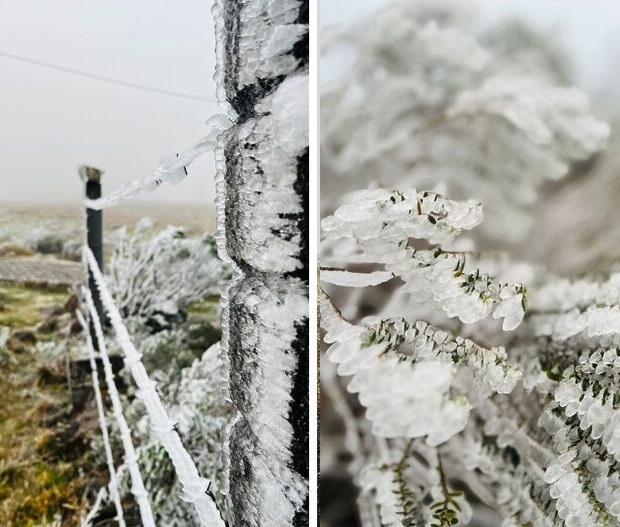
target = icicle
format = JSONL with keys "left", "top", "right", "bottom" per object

{"left": 85, "top": 248, "right": 225, "bottom": 527}
{"left": 320, "top": 269, "right": 394, "bottom": 287}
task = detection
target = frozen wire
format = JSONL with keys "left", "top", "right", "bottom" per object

{"left": 85, "top": 248, "right": 225, "bottom": 527}
{"left": 0, "top": 49, "right": 216, "bottom": 103}
{"left": 83, "top": 289, "right": 156, "bottom": 527}
{"left": 85, "top": 114, "right": 232, "bottom": 211}
{"left": 76, "top": 308, "right": 127, "bottom": 527}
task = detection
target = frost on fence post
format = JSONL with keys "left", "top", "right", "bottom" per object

{"left": 212, "top": 0, "right": 309, "bottom": 525}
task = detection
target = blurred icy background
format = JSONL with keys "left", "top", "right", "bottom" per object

{"left": 321, "top": 0, "right": 620, "bottom": 277}
{"left": 0, "top": 0, "right": 218, "bottom": 204}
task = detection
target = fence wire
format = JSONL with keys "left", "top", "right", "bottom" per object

{"left": 75, "top": 308, "right": 127, "bottom": 527}
{"left": 84, "top": 247, "right": 225, "bottom": 527}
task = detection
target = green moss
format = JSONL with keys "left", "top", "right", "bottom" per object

{"left": 0, "top": 282, "right": 69, "bottom": 330}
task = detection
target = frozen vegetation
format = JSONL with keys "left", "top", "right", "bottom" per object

{"left": 320, "top": 2, "right": 620, "bottom": 527}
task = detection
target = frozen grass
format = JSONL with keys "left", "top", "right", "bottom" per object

{"left": 0, "top": 282, "right": 92, "bottom": 527}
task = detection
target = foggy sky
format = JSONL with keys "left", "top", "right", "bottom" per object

{"left": 0, "top": 0, "right": 218, "bottom": 204}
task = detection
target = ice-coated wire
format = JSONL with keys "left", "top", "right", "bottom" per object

{"left": 85, "top": 247, "right": 225, "bottom": 527}
{"left": 83, "top": 289, "right": 156, "bottom": 527}
{"left": 79, "top": 487, "right": 108, "bottom": 527}
{"left": 76, "top": 308, "right": 127, "bottom": 527}
{"left": 85, "top": 114, "right": 232, "bottom": 211}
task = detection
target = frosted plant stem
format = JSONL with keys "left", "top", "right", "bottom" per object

{"left": 83, "top": 290, "right": 155, "bottom": 527}
{"left": 79, "top": 487, "right": 108, "bottom": 527}
{"left": 85, "top": 248, "right": 225, "bottom": 527}
{"left": 75, "top": 308, "right": 126, "bottom": 527}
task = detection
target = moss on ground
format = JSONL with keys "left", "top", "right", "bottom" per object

{"left": 0, "top": 282, "right": 69, "bottom": 329}
{"left": 0, "top": 281, "right": 91, "bottom": 527}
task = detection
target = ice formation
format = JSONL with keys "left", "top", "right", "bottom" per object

{"left": 212, "top": 0, "right": 309, "bottom": 524}
{"left": 85, "top": 114, "right": 232, "bottom": 210}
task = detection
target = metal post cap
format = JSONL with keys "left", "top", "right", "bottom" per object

{"left": 78, "top": 165, "right": 104, "bottom": 183}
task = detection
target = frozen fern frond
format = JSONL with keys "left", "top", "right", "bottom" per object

{"left": 529, "top": 272, "right": 620, "bottom": 340}
{"left": 320, "top": 189, "right": 538, "bottom": 526}
{"left": 321, "top": 294, "right": 520, "bottom": 446}
{"left": 322, "top": 189, "right": 527, "bottom": 330}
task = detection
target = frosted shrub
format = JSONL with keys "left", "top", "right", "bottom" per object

{"left": 320, "top": 2, "right": 617, "bottom": 526}
{"left": 107, "top": 220, "right": 231, "bottom": 331}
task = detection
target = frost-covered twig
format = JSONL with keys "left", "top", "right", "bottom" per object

{"left": 79, "top": 487, "right": 108, "bottom": 527}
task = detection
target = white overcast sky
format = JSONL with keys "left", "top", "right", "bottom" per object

{"left": 0, "top": 1, "right": 619, "bottom": 203}
{"left": 0, "top": 0, "right": 218, "bottom": 204}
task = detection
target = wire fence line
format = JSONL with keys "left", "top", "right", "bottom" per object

{"left": 80, "top": 247, "right": 225, "bottom": 527}
{"left": 75, "top": 309, "right": 127, "bottom": 527}
{"left": 82, "top": 290, "right": 155, "bottom": 527}
{"left": 72, "top": 114, "right": 229, "bottom": 525}
{"left": 0, "top": 49, "right": 218, "bottom": 103}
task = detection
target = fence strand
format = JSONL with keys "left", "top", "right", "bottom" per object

{"left": 85, "top": 114, "right": 231, "bottom": 211}
{"left": 75, "top": 308, "right": 127, "bottom": 527}
{"left": 83, "top": 289, "right": 156, "bottom": 527}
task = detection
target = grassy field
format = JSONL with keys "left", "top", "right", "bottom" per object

{"left": 0, "top": 282, "right": 93, "bottom": 527}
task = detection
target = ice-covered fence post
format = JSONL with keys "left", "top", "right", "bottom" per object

{"left": 79, "top": 165, "right": 104, "bottom": 349}
{"left": 212, "top": 0, "right": 309, "bottom": 525}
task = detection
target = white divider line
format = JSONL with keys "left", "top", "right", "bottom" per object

{"left": 76, "top": 308, "right": 127, "bottom": 527}
{"left": 85, "top": 114, "right": 231, "bottom": 211}
{"left": 83, "top": 289, "right": 156, "bottom": 527}
{"left": 85, "top": 247, "right": 225, "bottom": 527}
